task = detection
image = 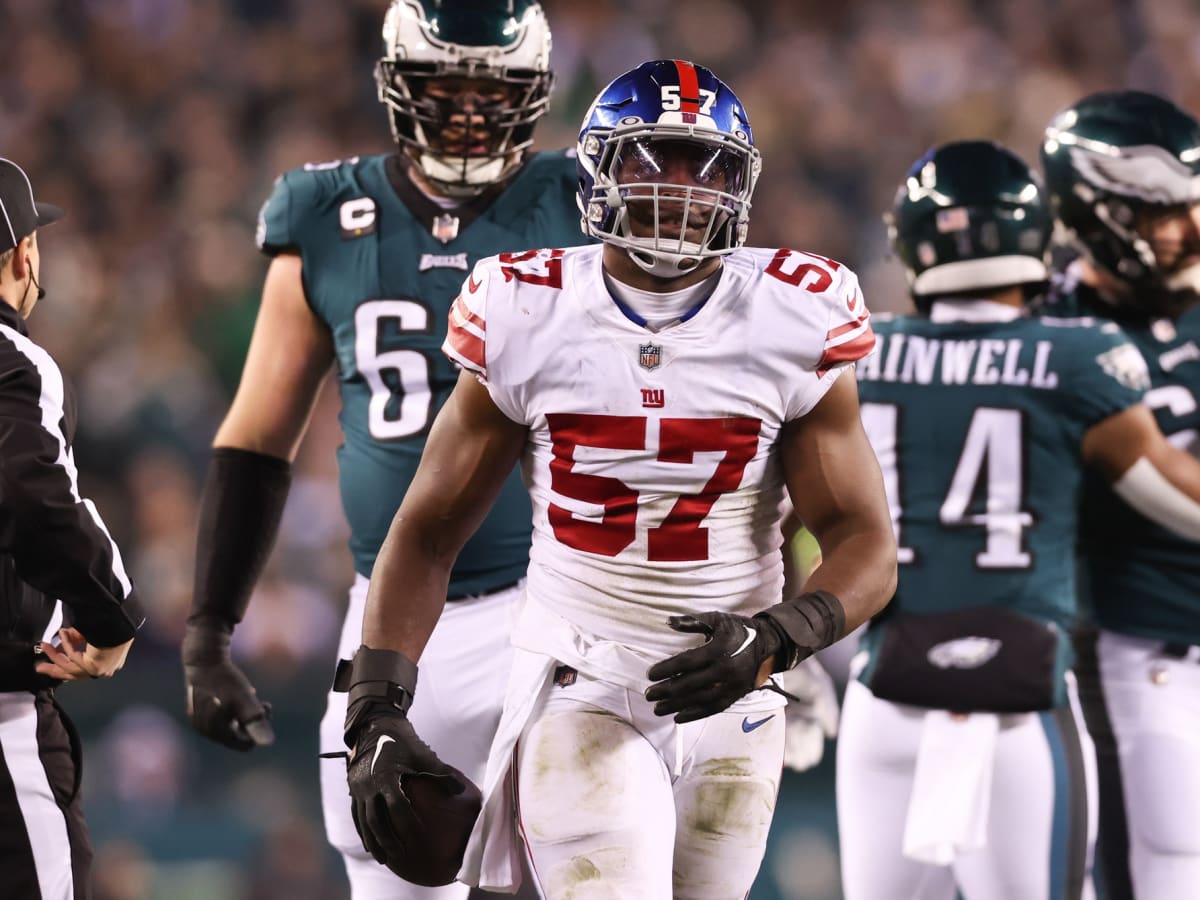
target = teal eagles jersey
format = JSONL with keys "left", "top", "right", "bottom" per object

{"left": 256, "top": 151, "right": 589, "bottom": 591}
{"left": 857, "top": 311, "right": 1146, "bottom": 645}
{"left": 1050, "top": 279, "right": 1200, "bottom": 644}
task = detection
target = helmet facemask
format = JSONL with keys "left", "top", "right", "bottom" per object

{"left": 376, "top": 0, "right": 554, "bottom": 198}
{"left": 581, "top": 124, "right": 760, "bottom": 279}
{"left": 1078, "top": 188, "right": 1200, "bottom": 314}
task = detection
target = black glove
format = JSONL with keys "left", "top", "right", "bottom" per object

{"left": 339, "top": 646, "right": 481, "bottom": 886}
{"left": 182, "top": 618, "right": 274, "bottom": 751}
{"left": 645, "top": 612, "right": 787, "bottom": 723}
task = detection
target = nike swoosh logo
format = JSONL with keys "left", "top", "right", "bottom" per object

{"left": 371, "top": 735, "right": 394, "bottom": 774}
{"left": 467, "top": 274, "right": 483, "bottom": 294}
{"left": 729, "top": 625, "right": 756, "bottom": 657}
{"left": 742, "top": 715, "right": 775, "bottom": 733}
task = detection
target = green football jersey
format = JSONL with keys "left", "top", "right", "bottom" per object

{"left": 1051, "top": 280, "right": 1200, "bottom": 644}
{"left": 256, "top": 151, "right": 589, "bottom": 591}
{"left": 857, "top": 310, "right": 1146, "bottom": 646}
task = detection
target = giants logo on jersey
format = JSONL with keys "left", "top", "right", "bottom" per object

{"left": 641, "top": 388, "right": 665, "bottom": 408}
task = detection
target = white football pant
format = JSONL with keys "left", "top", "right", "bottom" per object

{"left": 515, "top": 669, "right": 785, "bottom": 899}
{"left": 1092, "top": 631, "right": 1200, "bottom": 900}
{"left": 837, "top": 677, "right": 1097, "bottom": 900}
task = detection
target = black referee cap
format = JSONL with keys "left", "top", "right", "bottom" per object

{"left": 0, "top": 159, "right": 64, "bottom": 252}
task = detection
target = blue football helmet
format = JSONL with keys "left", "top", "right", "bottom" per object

{"left": 577, "top": 60, "right": 762, "bottom": 278}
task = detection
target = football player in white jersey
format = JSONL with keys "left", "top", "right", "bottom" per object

{"left": 335, "top": 60, "right": 898, "bottom": 899}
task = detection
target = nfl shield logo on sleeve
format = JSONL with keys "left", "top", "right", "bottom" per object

{"left": 639, "top": 343, "right": 662, "bottom": 371}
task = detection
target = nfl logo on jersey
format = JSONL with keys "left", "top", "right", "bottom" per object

{"left": 431, "top": 213, "right": 460, "bottom": 244}
{"left": 639, "top": 343, "right": 662, "bottom": 371}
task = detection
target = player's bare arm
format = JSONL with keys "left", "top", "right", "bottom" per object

{"left": 781, "top": 368, "right": 898, "bottom": 630}
{"left": 339, "top": 369, "right": 526, "bottom": 879}
{"left": 183, "top": 252, "right": 335, "bottom": 751}
{"left": 1080, "top": 401, "right": 1200, "bottom": 538}
{"left": 214, "top": 252, "right": 334, "bottom": 457}
{"left": 362, "top": 369, "right": 528, "bottom": 659}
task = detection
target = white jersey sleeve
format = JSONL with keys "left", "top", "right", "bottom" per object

{"left": 745, "top": 248, "right": 875, "bottom": 421}
{"left": 442, "top": 250, "right": 568, "bottom": 424}
{"left": 443, "top": 261, "right": 491, "bottom": 376}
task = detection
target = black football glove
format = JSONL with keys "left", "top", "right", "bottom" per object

{"left": 646, "top": 592, "right": 847, "bottom": 723}
{"left": 645, "top": 612, "right": 787, "bottom": 723}
{"left": 338, "top": 646, "right": 481, "bottom": 885}
{"left": 182, "top": 618, "right": 274, "bottom": 751}
{"left": 346, "top": 704, "right": 478, "bottom": 875}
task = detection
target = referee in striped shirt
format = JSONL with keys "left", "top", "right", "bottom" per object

{"left": 0, "top": 158, "right": 144, "bottom": 899}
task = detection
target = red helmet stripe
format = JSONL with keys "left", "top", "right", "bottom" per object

{"left": 672, "top": 59, "right": 701, "bottom": 115}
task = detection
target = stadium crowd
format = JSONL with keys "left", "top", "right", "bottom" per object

{"left": 2, "top": 0, "right": 1198, "bottom": 896}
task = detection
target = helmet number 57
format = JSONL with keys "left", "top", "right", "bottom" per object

{"left": 660, "top": 85, "right": 717, "bottom": 114}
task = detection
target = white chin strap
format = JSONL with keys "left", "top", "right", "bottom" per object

{"left": 417, "top": 152, "right": 509, "bottom": 196}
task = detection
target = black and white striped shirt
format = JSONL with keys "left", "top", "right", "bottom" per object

{"left": 0, "top": 301, "right": 142, "bottom": 651}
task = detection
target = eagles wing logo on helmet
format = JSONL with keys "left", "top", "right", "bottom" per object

{"left": 1067, "top": 144, "right": 1200, "bottom": 206}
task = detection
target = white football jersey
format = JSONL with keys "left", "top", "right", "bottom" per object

{"left": 444, "top": 245, "right": 873, "bottom": 683}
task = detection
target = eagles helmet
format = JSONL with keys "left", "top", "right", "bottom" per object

{"left": 577, "top": 60, "right": 762, "bottom": 279}
{"left": 376, "top": 0, "right": 554, "bottom": 196}
{"left": 1041, "top": 91, "right": 1200, "bottom": 300}
{"left": 889, "top": 140, "right": 1051, "bottom": 311}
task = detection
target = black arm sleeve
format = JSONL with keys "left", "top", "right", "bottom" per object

{"left": 0, "top": 344, "right": 143, "bottom": 647}
{"left": 756, "top": 590, "right": 846, "bottom": 671}
{"left": 190, "top": 447, "right": 292, "bottom": 630}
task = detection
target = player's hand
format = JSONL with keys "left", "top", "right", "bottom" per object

{"left": 345, "top": 703, "right": 480, "bottom": 878}
{"left": 35, "top": 627, "right": 133, "bottom": 680}
{"left": 181, "top": 619, "right": 274, "bottom": 751}
{"left": 779, "top": 656, "right": 839, "bottom": 772}
{"left": 645, "top": 611, "right": 786, "bottom": 723}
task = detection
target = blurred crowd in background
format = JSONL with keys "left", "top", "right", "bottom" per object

{"left": 3, "top": 0, "right": 1199, "bottom": 897}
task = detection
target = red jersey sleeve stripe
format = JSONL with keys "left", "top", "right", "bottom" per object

{"left": 818, "top": 328, "right": 876, "bottom": 370}
{"left": 825, "top": 314, "right": 871, "bottom": 346}
{"left": 445, "top": 320, "right": 486, "bottom": 371}
{"left": 451, "top": 295, "right": 486, "bottom": 332}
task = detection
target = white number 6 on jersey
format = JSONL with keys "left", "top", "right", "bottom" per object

{"left": 355, "top": 300, "right": 433, "bottom": 440}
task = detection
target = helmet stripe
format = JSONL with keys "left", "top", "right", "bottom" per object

{"left": 672, "top": 59, "right": 701, "bottom": 115}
